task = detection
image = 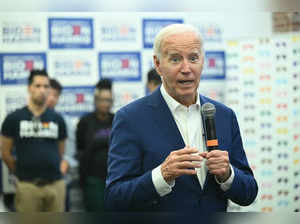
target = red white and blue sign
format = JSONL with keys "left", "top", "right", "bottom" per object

{"left": 0, "top": 53, "right": 47, "bottom": 85}
{"left": 55, "top": 86, "right": 95, "bottom": 116}
{"left": 52, "top": 57, "right": 92, "bottom": 77}
{"left": 197, "top": 24, "right": 222, "bottom": 42}
{"left": 100, "top": 24, "right": 137, "bottom": 42}
{"left": 48, "top": 18, "right": 94, "bottom": 49}
{"left": 142, "top": 19, "right": 183, "bottom": 48}
{"left": 202, "top": 51, "right": 226, "bottom": 80}
{"left": 3, "top": 89, "right": 27, "bottom": 114}
{"left": 2, "top": 22, "right": 41, "bottom": 44}
{"left": 99, "top": 52, "right": 141, "bottom": 81}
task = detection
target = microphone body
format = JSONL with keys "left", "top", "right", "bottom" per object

{"left": 201, "top": 103, "right": 219, "bottom": 152}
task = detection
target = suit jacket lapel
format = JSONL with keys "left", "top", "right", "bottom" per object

{"left": 148, "top": 89, "right": 204, "bottom": 193}
{"left": 147, "top": 90, "right": 215, "bottom": 192}
{"left": 147, "top": 92, "right": 210, "bottom": 150}
{"left": 146, "top": 88, "right": 185, "bottom": 152}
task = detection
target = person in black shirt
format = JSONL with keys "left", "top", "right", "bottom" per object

{"left": 76, "top": 78, "right": 114, "bottom": 211}
{"left": 0, "top": 69, "right": 67, "bottom": 212}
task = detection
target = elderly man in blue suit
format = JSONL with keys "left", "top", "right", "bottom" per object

{"left": 105, "top": 24, "right": 258, "bottom": 212}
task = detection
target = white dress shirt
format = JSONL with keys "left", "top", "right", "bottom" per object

{"left": 152, "top": 85, "right": 234, "bottom": 197}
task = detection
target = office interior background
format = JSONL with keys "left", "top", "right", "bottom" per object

{"left": 0, "top": 11, "right": 299, "bottom": 212}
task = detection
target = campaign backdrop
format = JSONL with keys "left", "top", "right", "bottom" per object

{"left": 2, "top": 13, "right": 299, "bottom": 212}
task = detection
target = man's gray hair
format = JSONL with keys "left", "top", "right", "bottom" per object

{"left": 153, "top": 23, "right": 203, "bottom": 60}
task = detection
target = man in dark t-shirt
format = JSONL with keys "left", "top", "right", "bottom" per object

{"left": 0, "top": 69, "right": 67, "bottom": 212}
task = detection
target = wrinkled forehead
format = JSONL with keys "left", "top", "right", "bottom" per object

{"left": 161, "top": 32, "right": 202, "bottom": 55}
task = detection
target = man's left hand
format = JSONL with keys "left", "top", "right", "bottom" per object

{"left": 200, "top": 150, "right": 231, "bottom": 183}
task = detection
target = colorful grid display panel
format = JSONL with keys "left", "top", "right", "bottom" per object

{"left": 225, "top": 34, "right": 300, "bottom": 212}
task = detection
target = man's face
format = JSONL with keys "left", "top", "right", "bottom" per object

{"left": 28, "top": 75, "right": 50, "bottom": 106}
{"left": 94, "top": 89, "right": 113, "bottom": 114}
{"left": 46, "top": 88, "right": 60, "bottom": 109}
{"left": 154, "top": 32, "right": 204, "bottom": 106}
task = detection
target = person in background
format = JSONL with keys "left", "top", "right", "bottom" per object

{"left": 147, "top": 68, "right": 162, "bottom": 93}
{"left": 1, "top": 69, "right": 67, "bottom": 212}
{"left": 46, "top": 78, "right": 69, "bottom": 175}
{"left": 104, "top": 24, "right": 258, "bottom": 212}
{"left": 46, "top": 79, "right": 62, "bottom": 109}
{"left": 46, "top": 78, "right": 78, "bottom": 211}
{"left": 76, "top": 78, "right": 114, "bottom": 211}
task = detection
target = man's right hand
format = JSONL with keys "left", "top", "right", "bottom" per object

{"left": 161, "top": 146, "right": 204, "bottom": 183}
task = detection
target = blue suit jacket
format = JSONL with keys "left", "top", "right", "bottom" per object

{"left": 105, "top": 88, "right": 258, "bottom": 212}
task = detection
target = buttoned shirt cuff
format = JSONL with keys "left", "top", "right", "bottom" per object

{"left": 152, "top": 165, "right": 175, "bottom": 197}
{"left": 215, "top": 164, "right": 235, "bottom": 191}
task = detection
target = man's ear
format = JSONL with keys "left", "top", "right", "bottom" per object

{"left": 153, "top": 55, "right": 162, "bottom": 76}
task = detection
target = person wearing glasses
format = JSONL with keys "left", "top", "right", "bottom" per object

{"left": 0, "top": 69, "right": 67, "bottom": 212}
{"left": 76, "top": 78, "right": 114, "bottom": 211}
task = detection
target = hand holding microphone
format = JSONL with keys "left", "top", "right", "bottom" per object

{"left": 201, "top": 103, "right": 231, "bottom": 182}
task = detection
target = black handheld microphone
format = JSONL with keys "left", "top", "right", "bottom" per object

{"left": 201, "top": 102, "right": 218, "bottom": 152}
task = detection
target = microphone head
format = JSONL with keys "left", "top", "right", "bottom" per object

{"left": 201, "top": 102, "right": 216, "bottom": 117}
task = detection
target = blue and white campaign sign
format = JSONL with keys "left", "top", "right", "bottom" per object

{"left": 93, "top": 14, "right": 142, "bottom": 50}
{"left": 202, "top": 51, "right": 226, "bottom": 80}
{"left": 99, "top": 52, "right": 141, "bottom": 81}
{"left": 142, "top": 50, "right": 155, "bottom": 88}
{"left": 197, "top": 24, "right": 223, "bottom": 43}
{"left": 48, "top": 18, "right": 94, "bottom": 49}
{"left": 112, "top": 83, "right": 144, "bottom": 112}
{"left": 0, "top": 53, "right": 47, "bottom": 85}
{"left": 55, "top": 86, "right": 94, "bottom": 116}
{"left": 48, "top": 51, "right": 98, "bottom": 86}
{"left": 2, "top": 87, "right": 27, "bottom": 115}
{"left": 100, "top": 24, "right": 137, "bottom": 42}
{"left": 1, "top": 21, "right": 41, "bottom": 44}
{"left": 142, "top": 18, "right": 184, "bottom": 48}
